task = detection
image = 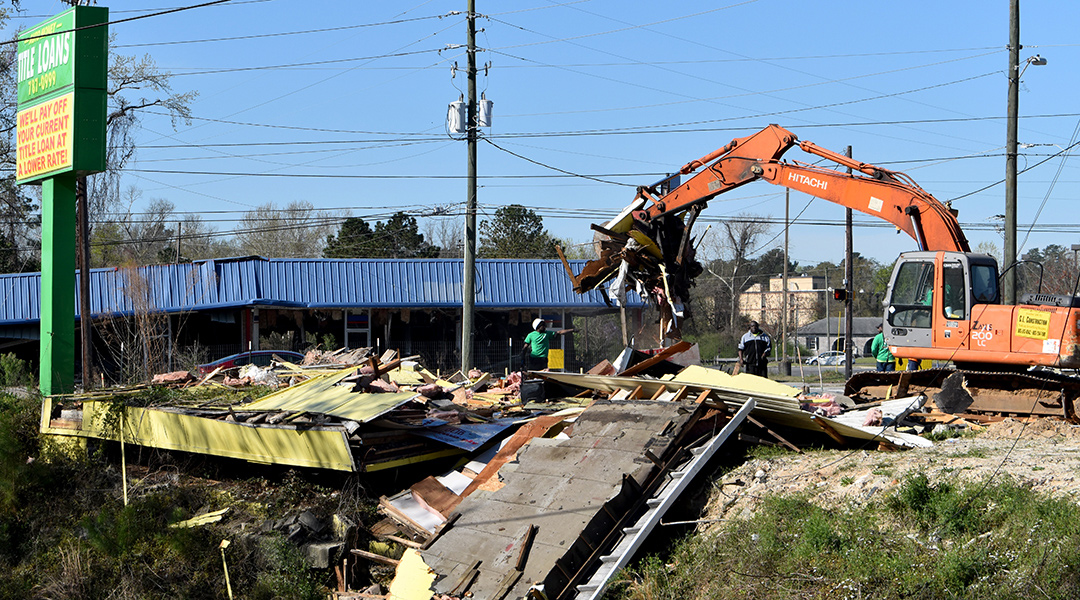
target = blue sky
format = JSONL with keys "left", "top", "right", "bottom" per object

{"left": 6, "top": 0, "right": 1080, "bottom": 268}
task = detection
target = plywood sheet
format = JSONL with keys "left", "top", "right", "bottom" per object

{"left": 670, "top": 365, "right": 801, "bottom": 398}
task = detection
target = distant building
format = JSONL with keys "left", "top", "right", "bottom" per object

{"left": 738, "top": 274, "right": 826, "bottom": 330}
{"left": 796, "top": 316, "right": 882, "bottom": 355}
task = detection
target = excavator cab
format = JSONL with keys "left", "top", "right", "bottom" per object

{"left": 884, "top": 251, "right": 1000, "bottom": 359}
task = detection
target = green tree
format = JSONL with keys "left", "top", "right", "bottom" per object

{"left": 804, "top": 253, "right": 884, "bottom": 319}
{"left": 324, "top": 212, "right": 439, "bottom": 258}
{"left": 479, "top": 205, "right": 557, "bottom": 259}
{"left": 748, "top": 248, "right": 799, "bottom": 289}
{"left": 324, "top": 217, "right": 376, "bottom": 258}
{"left": 374, "top": 212, "right": 440, "bottom": 258}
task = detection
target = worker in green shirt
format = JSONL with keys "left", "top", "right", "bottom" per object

{"left": 870, "top": 323, "right": 895, "bottom": 371}
{"left": 521, "top": 318, "right": 574, "bottom": 371}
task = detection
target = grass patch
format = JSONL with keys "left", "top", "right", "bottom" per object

{"left": 871, "top": 462, "right": 894, "bottom": 478}
{"left": 607, "top": 474, "right": 1080, "bottom": 599}
{"left": 944, "top": 447, "right": 989, "bottom": 459}
{"left": 924, "top": 427, "right": 979, "bottom": 442}
{"left": 745, "top": 444, "right": 797, "bottom": 461}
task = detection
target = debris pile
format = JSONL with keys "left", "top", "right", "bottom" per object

{"left": 43, "top": 344, "right": 971, "bottom": 599}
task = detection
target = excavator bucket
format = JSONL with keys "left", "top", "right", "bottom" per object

{"left": 562, "top": 199, "right": 702, "bottom": 340}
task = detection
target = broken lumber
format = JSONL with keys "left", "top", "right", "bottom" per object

{"left": 351, "top": 549, "right": 400, "bottom": 567}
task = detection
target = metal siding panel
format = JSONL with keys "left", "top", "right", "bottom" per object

{"left": 0, "top": 257, "right": 640, "bottom": 328}
{"left": 0, "top": 273, "right": 38, "bottom": 321}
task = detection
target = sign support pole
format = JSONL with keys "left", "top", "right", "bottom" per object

{"left": 17, "top": 6, "right": 108, "bottom": 395}
{"left": 39, "top": 173, "right": 77, "bottom": 395}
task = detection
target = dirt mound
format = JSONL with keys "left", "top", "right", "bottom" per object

{"left": 704, "top": 431, "right": 1080, "bottom": 531}
{"left": 982, "top": 417, "right": 1080, "bottom": 440}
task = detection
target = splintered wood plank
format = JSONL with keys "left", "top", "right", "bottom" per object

{"left": 746, "top": 415, "right": 802, "bottom": 453}
{"left": 616, "top": 340, "right": 693, "bottom": 377}
{"left": 410, "top": 476, "right": 459, "bottom": 518}
{"left": 811, "top": 416, "right": 847, "bottom": 446}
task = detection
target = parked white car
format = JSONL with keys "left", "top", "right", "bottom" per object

{"left": 805, "top": 351, "right": 846, "bottom": 366}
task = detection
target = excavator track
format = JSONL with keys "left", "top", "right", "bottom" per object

{"left": 845, "top": 368, "right": 1080, "bottom": 422}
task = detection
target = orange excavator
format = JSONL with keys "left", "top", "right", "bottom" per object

{"left": 561, "top": 124, "right": 1080, "bottom": 418}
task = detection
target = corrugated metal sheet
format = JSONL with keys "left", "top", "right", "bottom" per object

{"left": 0, "top": 257, "right": 639, "bottom": 326}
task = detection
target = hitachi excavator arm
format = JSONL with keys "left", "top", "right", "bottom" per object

{"left": 561, "top": 124, "right": 969, "bottom": 336}
{"left": 630, "top": 124, "right": 969, "bottom": 253}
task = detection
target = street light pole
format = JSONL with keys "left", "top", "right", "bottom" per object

{"left": 1072, "top": 244, "right": 1080, "bottom": 283}
{"left": 782, "top": 187, "right": 790, "bottom": 376}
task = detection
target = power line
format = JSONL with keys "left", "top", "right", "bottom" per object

{"left": 487, "top": 2, "right": 762, "bottom": 52}
{"left": 4, "top": 0, "right": 238, "bottom": 47}
{"left": 129, "top": 111, "right": 1080, "bottom": 143}
{"left": 112, "top": 13, "right": 448, "bottom": 48}
{"left": 121, "top": 168, "right": 660, "bottom": 179}
{"left": 165, "top": 48, "right": 445, "bottom": 78}
{"left": 8, "top": 0, "right": 272, "bottom": 20}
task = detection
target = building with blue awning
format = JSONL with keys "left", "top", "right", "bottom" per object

{"left": 0, "top": 256, "right": 645, "bottom": 377}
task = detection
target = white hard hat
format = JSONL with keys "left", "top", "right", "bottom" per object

{"left": 532, "top": 318, "right": 545, "bottom": 330}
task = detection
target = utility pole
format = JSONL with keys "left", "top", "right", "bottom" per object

{"left": 844, "top": 146, "right": 853, "bottom": 379}
{"left": 1004, "top": 0, "right": 1020, "bottom": 305}
{"left": 781, "top": 187, "right": 790, "bottom": 376}
{"left": 460, "top": 0, "right": 478, "bottom": 374}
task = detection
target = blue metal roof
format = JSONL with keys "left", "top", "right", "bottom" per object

{"left": 0, "top": 257, "right": 640, "bottom": 326}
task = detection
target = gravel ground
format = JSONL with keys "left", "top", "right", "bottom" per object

{"left": 704, "top": 418, "right": 1080, "bottom": 527}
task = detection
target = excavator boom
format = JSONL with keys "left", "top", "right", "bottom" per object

{"left": 630, "top": 124, "right": 969, "bottom": 253}
{"left": 562, "top": 124, "right": 970, "bottom": 338}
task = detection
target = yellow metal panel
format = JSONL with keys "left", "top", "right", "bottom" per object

{"left": 245, "top": 369, "right": 356, "bottom": 411}
{"left": 628, "top": 230, "right": 664, "bottom": 258}
{"left": 245, "top": 369, "right": 418, "bottom": 422}
{"left": 42, "top": 400, "right": 356, "bottom": 472}
{"left": 362, "top": 448, "right": 464, "bottom": 472}
{"left": 387, "top": 367, "right": 426, "bottom": 386}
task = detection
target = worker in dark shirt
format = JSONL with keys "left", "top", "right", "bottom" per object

{"left": 737, "top": 321, "right": 772, "bottom": 378}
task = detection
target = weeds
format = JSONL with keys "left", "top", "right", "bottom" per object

{"left": 608, "top": 473, "right": 1080, "bottom": 599}
{"left": 924, "top": 426, "right": 978, "bottom": 442}
{"left": 944, "top": 447, "right": 989, "bottom": 459}
{"left": 251, "top": 537, "right": 327, "bottom": 600}
{"left": 0, "top": 386, "right": 366, "bottom": 599}
{"left": 745, "top": 444, "right": 797, "bottom": 461}
{"left": 0, "top": 353, "right": 31, "bottom": 387}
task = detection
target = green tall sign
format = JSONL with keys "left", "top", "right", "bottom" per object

{"left": 17, "top": 6, "right": 108, "bottom": 395}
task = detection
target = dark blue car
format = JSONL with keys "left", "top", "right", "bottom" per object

{"left": 197, "top": 350, "right": 305, "bottom": 374}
